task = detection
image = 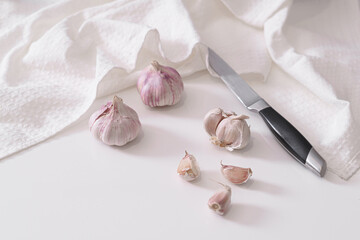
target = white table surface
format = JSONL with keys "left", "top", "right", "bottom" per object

{"left": 1, "top": 65, "right": 359, "bottom": 240}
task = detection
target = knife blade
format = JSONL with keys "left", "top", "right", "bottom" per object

{"left": 208, "top": 48, "right": 327, "bottom": 177}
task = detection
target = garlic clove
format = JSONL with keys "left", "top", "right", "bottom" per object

{"left": 213, "top": 114, "right": 250, "bottom": 151}
{"left": 203, "top": 108, "right": 235, "bottom": 136}
{"left": 137, "top": 60, "right": 184, "bottom": 107}
{"left": 220, "top": 161, "right": 252, "bottom": 184}
{"left": 208, "top": 183, "right": 231, "bottom": 215}
{"left": 177, "top": 151, "right": 200, "bottom": 181}
{"left": 88, "top": 101, "right": 112, "bottom": 129}
{"left": 89, "top": 96, "right": 141, "bottom": 146}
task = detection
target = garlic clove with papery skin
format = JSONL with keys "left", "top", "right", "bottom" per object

{"left": 89, "top": 96, "right": 141, "bottom": 146}
{"left": 203, "top": 108, "right": 235, "bottom": 136}
{"left": 220, "top": 161, "right": 252, "bottom": 184}
{"left": 177, "top": 151, "right": 200, "bottom": 181}
{"left": 212, "top": 114, "right": 250, "bottom": 151}
{"left": 137, "top": 60, "right": 184, "bottom": 107}
{"left": 208, "top": 183, "right": 231, "bottom": 216}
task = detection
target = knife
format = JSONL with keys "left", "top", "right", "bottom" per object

{"left": 208, "top": 48, "right": 327, "bottom": 177}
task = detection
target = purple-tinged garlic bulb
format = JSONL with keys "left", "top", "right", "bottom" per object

{"left": 137, "top": 60, "right": 184, "bottom": 107}
{"left": 89, "top": 96, "right": 141, "bottom": 146}
{"left": 177, "top": 151, "right": 200, "bottom": 181}
{"left": 220, "top": 161, "right": 252, "bottom": 184}
{"left": 203, "top": 108, "right": 235, "bottom": 136}
{"left": 204, "top": 108, "right": 250, "bottom": 151}
{"left": 208, "top": 183, "right": 231, "bottom": 215}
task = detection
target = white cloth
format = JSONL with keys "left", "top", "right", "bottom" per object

{"left": 264, "top": 0, "right": 360, "bottom": 180}
{"left": 0, "top": 0, "right": 359, "bottom": 180}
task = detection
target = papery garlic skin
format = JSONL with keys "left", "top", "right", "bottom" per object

{"left": 203, "top": 108, "right": 235, "bottom": 136}
{"left": 220, "top": 161, "right": 252, "bottom": 184}
{"left": 212, "top": 115, "right": 250, "bottom": 151}
{"left": 89, "top": 96, "right": 141, "bottom": 146}
{"left": 208, "top": 184, "right": 231, "bottom": 216}
{"left": 177, "top": 151, "right": 200, "bottom": 181}
{"left": 137, "top": 60, "right": 184, "bottom": 107}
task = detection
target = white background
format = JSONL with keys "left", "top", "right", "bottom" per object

{"left": 1, "top": 65, "right": 359, "bottom": 240}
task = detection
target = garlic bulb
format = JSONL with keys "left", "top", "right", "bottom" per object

{"left": 220, "top": 161, "right": 252, "bottom": 184}
{"left": 177, "top": 151, "right": 200, "bottom": 181}
{"left": 208, "top": 183, "right": 231, "bottom": 215}
{"left": 203, "top": 108, "right": 235, "bottom": 136}
{"left": 137, "top": 60, "right": 184, "bottom": 107}
{"left": 89, "top": 96, "right": 141, "bottom": 146}
{"left": 204, "top": 108, "right": 250, "bottom": 151}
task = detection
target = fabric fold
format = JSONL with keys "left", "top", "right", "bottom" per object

{"left": 262, "top": 0, "right": 360, "bottom": 179}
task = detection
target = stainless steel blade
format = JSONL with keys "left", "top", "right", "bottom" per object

{"left": 208, "top": 48, "right": 262, "bottom": 109}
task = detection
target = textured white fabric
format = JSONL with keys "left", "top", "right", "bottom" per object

{"left": 263, "top": 1, "right": 360, "bottom": 179}
{"left": 0, "top": 0, "right": 359, "bottom": 179}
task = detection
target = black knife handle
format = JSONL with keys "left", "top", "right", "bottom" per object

{"left": 259, "top": 107, "right": 312, "bottom": 164}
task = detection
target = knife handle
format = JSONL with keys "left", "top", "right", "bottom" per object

{"left": 258, "top": 106, "right": 326, "bottom": 176}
